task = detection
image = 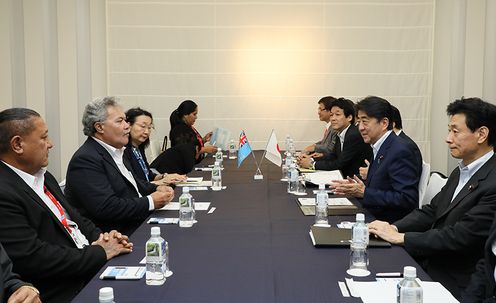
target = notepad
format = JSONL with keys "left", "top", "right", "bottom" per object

{"left": 158, "top": 202, "right": 211, "bottom": 211}
{"left": 298, "top": 197, "right": 353, "bottom": 206}
{"left": 99, "top": 266, "right": 145, "bottom": 280}
{"left": 309, "top": 226, "right": 391, "bottom": 247}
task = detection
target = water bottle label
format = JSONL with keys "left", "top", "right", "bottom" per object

{"left": 290, "top": 170, "right": 298, "bottom": 181}
{"left": 146, "top": 242, "right": 163, "bottom": 259}
{"left": 399, "top": 287, "right": 423, "bottom": 302}
{"left": 212, "top": 169, "right": 220, "bottom": 177}
{"left": 179, "top": 196, "right": 189, "bottom": 207}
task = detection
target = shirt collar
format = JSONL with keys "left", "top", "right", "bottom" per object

{"left": 371, "top": 130, "right": 392, "bottom": 159}
{"left": 325, "top": 121, "right": 331, "bottom": 130}
{"left": 458, "top": 150, "right": 494, "bottom": 175}
{"left": 338, "top": 124, "right": 351, "bottom": 143}
{"left": 92, "top": 137, "right": 126, "bottom": 159}
{"left": 1, "top": 161, "right": 46, "bottom": 191}
{"left": 394, "top": 129, "right": 403, "bottom": 136}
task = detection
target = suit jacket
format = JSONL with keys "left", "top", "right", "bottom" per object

{"left": 315, "top": 124, "right": 372, "bottom": 178}
{"left": 395, "top": 154, "right": 496, "bottom": 299}
{"left": 361, "top": 132, "right": 419, "bottom": 223}
{"left": 65, "top": 137, "right": 157, "bottom": 234}
{"left": 0, "top": 242, "right": 29, "bottom": 303}
{"left": 398, "top": 131, "right": 423, "bottom": 177}
{"left": 462, "top": 213, "right": 496, "bottom": 303}
{"left": 150, "top": 142, "right": 196, "bottom": 175}
{"left": 0, "top": 162, "right": 106, "bottom": 303}
{"left": 314, "top": 126, "right": 336, "bottom": 157}
{"left": 123, "top": 142, "right": 157, "bottom": 182}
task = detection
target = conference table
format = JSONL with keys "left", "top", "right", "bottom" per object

{"left": 72, "top": 152, "right": 429, "bottom": 303}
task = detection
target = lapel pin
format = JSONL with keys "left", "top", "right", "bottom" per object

{"left": 468, "top": 182, "right": 479, "bottom": 191}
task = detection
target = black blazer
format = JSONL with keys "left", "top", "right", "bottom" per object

{"left": 395, "top": 154, "right": 496, "bottom": 298}
{"left": 462, "top": 213, "right": 496, "bottom": 303}
{"left": 65, "top": 137, "right": 157, "bottom": 234}
{"left": 150, "top": 143, "right": 196, "bottom": 175}
{"left": 170, "top": 123, "right": 203, "bottom": 164}
{"left": 362, "top": 132, "right": 420, "bottom": 223}
{"left": 123, "top": 142, "right": 156, "bottom": 182}
{"left": 315, "top": 124, "right": 372, "bottom": 178}
{"left": 0, "top": 162, "right": 107, "bottom": 303}
{"left": 0, "top": 242, "right": 29, "bottom": 303}
{"left": 398, "top": 131, "right": 423, "bottom": 177}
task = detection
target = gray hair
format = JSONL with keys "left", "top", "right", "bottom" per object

{"left": 82, "top": 96, "right": 120, "bottom": 136}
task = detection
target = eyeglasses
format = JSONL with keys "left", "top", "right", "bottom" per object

{"left": 136, "top": 124, "right": 154, "bottom": 131}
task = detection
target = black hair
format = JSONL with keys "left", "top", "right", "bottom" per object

{"left": 391, "top": 105, "right": 403, "bottom": 130}
{"left": 0, "top": 108, "right": 41, "bottom": 154}
{"left": 126, "top": 107, "right": 153, "bottom": 149}
{"left": 447, "top": 97, "right": 496, "bottom": 147}
{"left": 170, "top": 100, "right": 198, "bottom": 129}
{"left": 318, "top": 96, "right": 337, "bottom": 111}
{"left": 356, "top": 96, "right": 393, "bottom": 130}
{"left": 330, "top": 97, "right": 356, "bottom": 125}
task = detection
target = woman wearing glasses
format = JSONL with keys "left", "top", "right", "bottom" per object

{"left": 124, "top": 107, "right": 185, "bottom": 184}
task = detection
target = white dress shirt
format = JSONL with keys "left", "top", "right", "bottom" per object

{"left": 371, "top": 130, "right": 392, "bottom": 160}
{"left": 451, "top": 150, "right": 494, "bottom": 202}
{"left": 337, "top": 124, "right": 351, "bottom": 152}
{"left": 92, "top": 137, "right": 154, "bottom": 210}
{"left": 2, "top": 161, "right": 89, "bottom": 248}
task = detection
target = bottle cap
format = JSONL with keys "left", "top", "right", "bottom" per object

{"left": 356, "top": 213, "right": 365, "bottom": 222}
{"left": 217, "top": 148, "right": 222, "bottom": 152}
{"left": 151, "top": 226, "right": 161, "bottom": 236}
{"left": 403, "top": 266, "right": 417, "bottom": 278}
{"left": 318, "top": 183, "right": 325, "bottom": 190}
{"left": 183, "top": 186, "right": 190, "bottom": 193}
{"left": 99, "top": 287, "right": 114, "bottom": 301}
{"left": 290, "top": 163, "right": 296, "bottom": 168}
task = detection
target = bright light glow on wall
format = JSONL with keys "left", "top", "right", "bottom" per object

{"left": 234, "top": 29, "right": 322, "bottom": 96}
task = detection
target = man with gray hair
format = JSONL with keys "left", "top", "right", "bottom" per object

{"left": 65, "top": 97, "right": 174, "bottom": 235}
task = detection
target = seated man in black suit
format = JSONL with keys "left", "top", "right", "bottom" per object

{"left": 462, "top": 213, "right": 496, "bottom": 302}
{"left": 65, "top": 97, "right": 174, "bottom": 235}
{"left": 369, "top": 97, "right": 496, "bottom": 298}
{"left": 331, "top": 96, "right": 420, "bottom": 222}
{"left": 298, "top": 98, "right": 372, "bottom": 178}
{"left": 0, "top": 108, "right": 132, "bottom": 302}
{"left": 0, "top": 242, "right": 40, "bottom": 303}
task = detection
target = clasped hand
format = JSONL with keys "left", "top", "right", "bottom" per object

{"left": 92, "top": 230, "right": 133, "bottom": 260}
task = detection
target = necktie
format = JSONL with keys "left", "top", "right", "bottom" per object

{"left": 43, "top": 185, "right": 72, "bottom": 233}
{"left": 323, "top": 127, "right": 329, "bottom": 140}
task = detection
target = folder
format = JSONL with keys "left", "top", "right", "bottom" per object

{"left": 309, "top": 226, "right": 391, "bottom": 247}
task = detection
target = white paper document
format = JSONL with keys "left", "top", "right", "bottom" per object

{"left": 99, "top": 266, "right": 145, "bottom": 280}
{"left": 158, "top": 202, "right": 211, "bottom": 211}
{"left": 177, "top": 180, "right": 212, "bottom": 187}
{"left": 303, "top": 170, "right": 343, "bottom": 185}
{"left": 350, "top": 279, "right": 459, "bottom": 303}
{"left": 298, "top": 197, "right": 353, "bottom": 206}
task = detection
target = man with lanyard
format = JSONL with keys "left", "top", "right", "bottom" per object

{"left": 0, "top": 108, "right": 132, "bottom": 302}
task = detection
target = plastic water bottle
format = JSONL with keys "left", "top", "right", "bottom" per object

{"left": 288, "top": 163, "right": 299, "bottom": 193}
{"left": 352, "top": 213, "right": 369, "bottom": 248}
{"left": 215, "top": 148, "right": 223, "bottom": 167}
{"left": 289, "top": 139, "right": 296, "bottom": 156}
{"left": 285, "top": 134, "right": 291, "bottom": 151}
{"left": 179, "top": 187, "right": 194, "bottom": 228}
{"left": 284, "top": 151, "right": 293, "bottom": 180}
{"left": 315, "top": 183, "right": 328, "bottom": 225}
{"left": 211, "top": 161, "right": 222, "bottom": 190}
{"left": 348, "top": 213, "right": 369, "bottom": 275}
{"left": 228, "top": 139, "right": 237, "bottom": 159}
{"left": 146, "top": 227, "right": 167, "bottom": 285}
{"left": 99, "top": 287, "right": 115, "bottom": 303}
{"left": 397, "top": 266, "right": 423, "bottom": 303}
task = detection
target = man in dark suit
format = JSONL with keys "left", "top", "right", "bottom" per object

{"left": 298, "top": 98, "right": 372, "bottom": 178}
{"left": 369, "top": 97, "right": 496, "bottom": 299}
{"left": 0, "top": 108, "right": 132, "bottom": 303}
{"left": 331, "top": 96, "right": 420, "bottom": 222}
{"left": 0, "top": 242, "right": 40, "bottom": 303}
{"left": 302, "top": 96, "right": 337, "bottom": 158}
{"left": 391, "top": 105, "right": 423, "bottom": 176}
{"left": 462, "top": 213, "right": 496, "bottom": 303}
{"left": 65, "top": 97, "right": 174, "bottom": 235}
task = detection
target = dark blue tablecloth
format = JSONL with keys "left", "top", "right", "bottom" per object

{"left": 72, "top": 154, "right": 429, "bottom": 303}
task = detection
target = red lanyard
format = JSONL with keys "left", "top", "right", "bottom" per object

{"left": 43, "top": 186, "right": 72, "bottom": 233}
{"left": 191, "top": 126, "right": 204, "bottom": 147}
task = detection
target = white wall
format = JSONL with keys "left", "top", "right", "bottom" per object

{"left": 1, "top": 0, "right": 495, "bottom": 180}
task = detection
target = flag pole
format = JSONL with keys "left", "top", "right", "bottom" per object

{"left": 251, "top": 149, "right": 263, "bottom": 180}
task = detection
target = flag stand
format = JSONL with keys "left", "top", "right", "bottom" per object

{"left": 251, "top": 151, "right": 263, "bottom": 180}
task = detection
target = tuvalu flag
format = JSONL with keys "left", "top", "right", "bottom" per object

{"left": 237, "top": 131, "right": 253, "bottom": 168}
{"left": 264, "top": 130, "right": 282, "bottom": 167}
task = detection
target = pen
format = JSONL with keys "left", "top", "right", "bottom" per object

{"left": 376, "top": 272, "right": 402, "bottom": 277}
